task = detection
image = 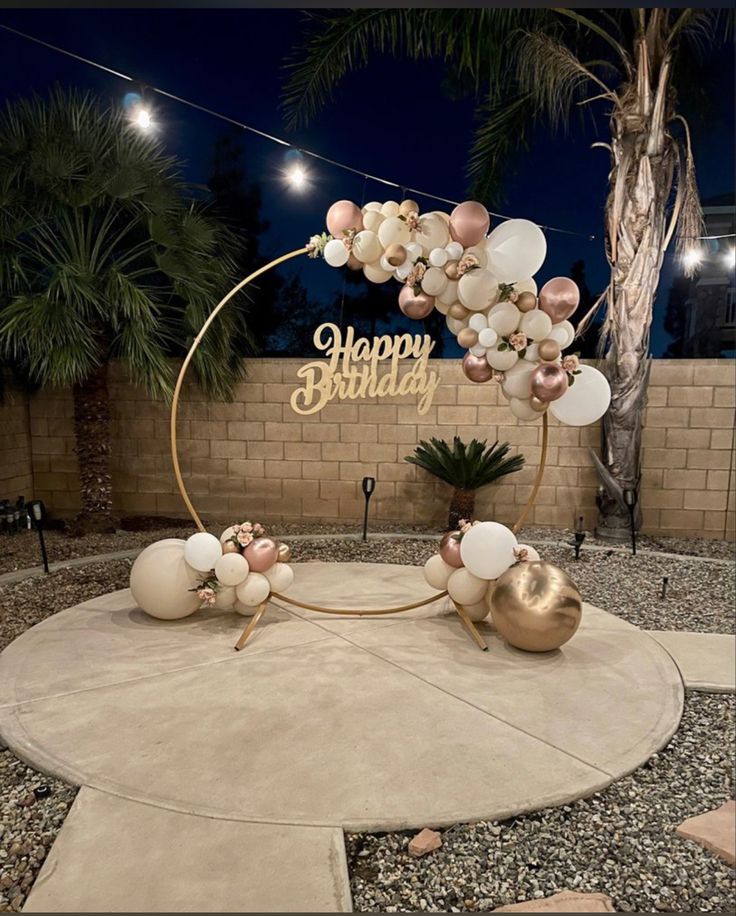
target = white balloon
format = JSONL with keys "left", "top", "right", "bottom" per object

{"left": 523, "top": 342, "right": 540, "bottom": 363}
{"left": 549, "top": 364, "right": 611, "bottom": 427}
{"left": 362, "top": 209, "right": 385, "bottom": 233}
{"left": 214, "top": 552, "right": 250, "bottom": 587}
{"left": 486, "top": 219, "right": 547, "bottom": 283}
{"left": 477, "top": 327, "right": 498, "bottom": 349}
{"left": 214, "top": 586, "right": 237, "bottom": 609}
{"left": 363, "top": 201, "right": 382, "bottom": 212}
{"left": 486, "top": 346, "right": 519, "bottom": 371}
{"left": 234, "top": 600, "right": 256, "bottom": 617}
{"left": 468, "top": 313, "right": 489, "bottom": 332}
{"left": 378, "top": 216, "right": 411, "bottom": 248}
{"left": 404, "top": 242, "right": 423, "bottom": 260}
{"left": 130, "top": 540, "right": 202, "bottom": 620}
{"left": 437, "top": 279, "right": 458, "bottom": 305}
{"left": 184, "top": 532, "right": 222, "bottom": 573}
{"left": 434, "top": 298, "right": 451, "bottom": 316}
{"left": 515, "top": 277, "right": 538, "bottom": 296}
{"left": 429, "top": 247, "right": 449, "bottom": 268}
{"left": 379, "top": 255, "right": 394, "bottom": 272}
{"left": 363, "top": 261, "right": 393, "bottom": 283}
{"left": 423, "top": 554, "right": 454, "bottom": 591}
{"left": 548, "top": 320, "right": 575, "bottom": 350}
{"left": 509, "top": 396, "right": 542, "bottom": 421}
{"left": 448, "top": 567, "right": 488, "bottom": 605}
{"left": 458, "top": 270, "right": 499, "bottom": 312}
{"left": 516, "top": 544, "right": 541, "bottom": 562}
{"left": 381, "top": 200, "right": 400, "bottom": 217}
{"left": 469, "top": 344, "right": 486, "bottom": 357}
{"left": 446, "top": 315, "right": 469, "bottom": 334}
{"left": 395, "top": 261, "right": 412, "bottom": 280}
{"left": 487, "top": 303, "right": 521, "bottom": 336}
{"left": 220, "top": 526, "right": 238, "bottom": 544}
{"left": 464, "top": 244, "right": 489, "bottom": 269}
{"left": 421, "top": 266, "right": 448, "bottom": 296}
{"left": 235, "top": 572, "right": 271, "bottom": 607}
{"left": 352, "top": 230, "right": 382, "bottom": 264}
{"left": 414, "top": 213, "right": 449, "bottom": 254}
{"left": 501, "top": 360, "right": 535, "bottom": 399}
{"left": 445, "top": 241, "right": 464, "bottom": 260}
{"left": 520, "top": 309, "right": 553, "bottom": 340}
{"left": 323, "top": 238, "right": 350, "bottom": 268}
{"left": 463, "top": 600, "right": 490, "bottom": 622}
{"left": 264, "top": 562, "right": 295, "bottom": 592}
{"left": 460, "top": 521, "right": 518, "bottom": 580}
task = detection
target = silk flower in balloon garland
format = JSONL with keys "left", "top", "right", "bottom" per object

{"left": 311, "top": 198, "right": 611, "bottom": 428}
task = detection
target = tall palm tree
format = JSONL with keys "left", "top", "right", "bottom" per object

{"left": 0, "top": 88, "right": 251, "bottom": 532}
{"left": 283, "top": 9, "right": 731, "bottom": 537}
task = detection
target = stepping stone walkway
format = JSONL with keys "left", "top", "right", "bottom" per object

{"left": 494, "top": 890, "right": 615, "bottom": 912}
{"left": 676, "top": 800, "right": 736, "bottom": 865}
{"left": 646, "top": 631, "right": 736, "bottom": 693}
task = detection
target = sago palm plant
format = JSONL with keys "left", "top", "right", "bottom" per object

{"left": 405, "top": 437, "right": 525, "bottom": 529}
{"left": 0, "top": 88, "right": 252, "bottom": 532}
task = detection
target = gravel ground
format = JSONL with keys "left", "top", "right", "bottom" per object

{"left": 345, "top": 694, "right": 735, "bottom": 914}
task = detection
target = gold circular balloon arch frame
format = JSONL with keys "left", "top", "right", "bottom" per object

{"left": 170, "top": 247, "right": 549, "bottom": 651}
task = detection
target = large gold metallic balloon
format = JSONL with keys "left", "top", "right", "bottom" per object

{"left": 490, "top": 561, "right": 582, "bottom": 652}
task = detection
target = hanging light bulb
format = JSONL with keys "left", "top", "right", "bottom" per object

{"left": 134, "top": 107, "right": 152, "bottom": 130}
{"left": 285, "top": 162, "right": 308, "bottom": 190}
{"left": 682, "top": 247, "right": 703, "bottom": 271}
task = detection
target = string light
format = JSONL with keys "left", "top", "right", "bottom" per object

{"left": 723, "top": 247, "right": 735, "bottom": 271}
{"left": 682, "top": 248, "right": 703, "bottom": 271}
{"left": 132, "top": 105, "right": 153, "bottom": 130}
{"left": 285, "top": 162, "right": 308, "bottom": 190}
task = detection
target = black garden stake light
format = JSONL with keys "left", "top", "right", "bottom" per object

{"left": 361, "top": 477, "right": 376, "bottom": 541}
{"left": 28, "top": 499, "right": 49, "bottom": 573}
{"left": 623, "top": 487, "right": 639, "bottom": 556}
{"left": 573, "top": 515, "right": 586, "bottom": 560}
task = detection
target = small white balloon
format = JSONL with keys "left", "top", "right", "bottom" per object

{"left": 381, "top": 200, "right": 400, "bottom": 217}
{"left": 477, "top": 327, "right": 498, "bottom": 349}
{"left": 549, "top": 364, "right": 612, "bottom": 426}
{"left": 424, "top": 554, "right": 454, "bottom": 590}
{"left": 323, "top": 238, "right": 350, "bottom": 268}
{"left": 487, "top": 303, "right": 522, "bottom": 336}
{"left": 460, "top": 521, "right": 518, "bottom": 580}
{"left": 421, "top": 266, "right": 448, "bottom": 297}
{"left": 523, "top": 342, "right": 540, "bottom": 363}
{"left": 548, "top": 320, "right": 575, "bottom": 350}
{"left": 445, "top": 241, "right": 464, "bottom": 260}
{"left": 235, "top": 572, "right": 271, "bottom": 607}
{"left": 468, "top": 313, "right": 489, "bottom": 332}
{"left": 458, "top": 269, "right": 499, "bottom": 311}
{"left": 214, "top": 552, "right": 250, "bottom": 587}
{"left": 184, "top": 532, "right": 223, "bottom": 573}
{"left": 448, "top": 567, "right": 488, "bottom": 605}
{"left": 509, "top": 396, "right": 543, "bottom": 421}
{"left": 502, "top": 360, "right": 535, "bottom": 399}
{"left": 264, "top": 562, "right": 295, "bottom": 592}
{"left": 429, "top": 247, "right": 449, "bottom": 268}
{"left": 520, "top": 309, "right": 553, "bottom": 340}
{"left": 486, "top": 346, "right": 519, "bottom": 371}
{"left": 213, "top": 586, "right": 237, "bottom": 609}
{"left": 352, "top": 230, "right": 382, "bottom": 264}
{"left": 463, "top": 600, "right": 490, "bottom": 622}
{"left": 469, "top": 344, "right": 487, "bottom": 357}
{"left": 234, "top": 600, "right": 256, "bottom": 617}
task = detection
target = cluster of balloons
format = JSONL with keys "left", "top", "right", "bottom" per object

{"left": 317, "top": 198, "right": 611, "bottom": 427}
{"left": 422, "top": 520, "right": 540, "bottom": 621}
{"left": 129, "top": 523, "right": 294, "bottom": 621}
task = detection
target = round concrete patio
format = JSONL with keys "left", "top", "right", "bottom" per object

{"left": 0, "top": 562, "right": 683, "bottom": 831}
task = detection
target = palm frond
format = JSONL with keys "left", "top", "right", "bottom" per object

{"left": 404, "top": 436, "right": 525, "bottom": 490}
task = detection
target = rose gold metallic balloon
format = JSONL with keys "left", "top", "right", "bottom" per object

{"left": 490, "top": 561, "right": 582, "bottom": 652}
{"left": 457, "top": 328, "right": 479, "bottom": 348}
{"left": 399, "top": 199, "right": 420, "bottom": 216}
{"left": 277, "top": 543, "right": 291, "bottom": 563}
{"left": 385, "top": 243, "right": 407, "bottom": 266}
{"left": 537, "top": 338, "right": 561, "bottom": 362}
{"left": 538, "top": 277, "right": 580, "bottom": 323}
{"left": 326, "top": 200, "right": 363, "bottom": 237}
{"left": 448, "top": 302, "right": 470, "bottom": 319}
{"left": 439, "top": 532, "right": 464, "bottom": 568}
{"left": 516, "top": 291, "right": 538, "bottom": 313}
{"left": 398, "top": 285, "right": 434, "bottom": 319}
{"left": 530, "top": 363, "right": 569, "bottom": 402}
{"left": 243, "top": 536, "right": 279, "bottom": 573}
{"left": 445, "top": 261, "right": 460, "bottom": 280}
{"left": 462, "top": 352, "right": 494, "bottom": 384}
{"left": 529, "top": 396, "right": 549, "bottom": 413}
{"left": 222, "top": 540, "right": 241, "bottom": 555}
{"left": 449, "top": 201, "right": 490, "bottom": 248}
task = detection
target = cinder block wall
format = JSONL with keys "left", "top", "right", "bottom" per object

{"left": 0, "top": 375, "right": 33, "bottom": 500}
{"left": 16, "top": 358, "right": 736, "bottom": 539}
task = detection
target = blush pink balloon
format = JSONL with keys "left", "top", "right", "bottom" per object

{"left": 538, "top": 277, "right": 580, "bottom": 323}
{"left": 243, "top": 537, "right": 279, "bottom": 573}
{"left": 462, "top": 351, "right": 494, "bottom": 384}
{"left": 530, "top": 363, "right": 569, "bottom": 402}
{"left": 449, "top": 201, "right": 490, "bottom": 248}
{"left": 398, "top": 285, "right": 434, "bottom": 319}
{"left": 439, "top": 532, "right": 464, "bottom": 568}
{"left": 325, "top": 200, "right": 363, "bottom": 238}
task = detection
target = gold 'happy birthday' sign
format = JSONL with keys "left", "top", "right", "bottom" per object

{"left": 290, "top": 323, "right": 440, "bottom": 416}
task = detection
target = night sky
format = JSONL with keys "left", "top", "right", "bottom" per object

{"left": 1, "top": 8, "right": 733, "bottom": 355}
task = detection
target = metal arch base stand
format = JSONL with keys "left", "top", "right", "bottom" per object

{"left": 169, "top": 247, "right": 548, "bottom": 653}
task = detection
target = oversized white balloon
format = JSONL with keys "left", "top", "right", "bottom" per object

{"left": 378, "top": 215, "right": 411, "bottom": 248}
{"left": 447, "top": 567, "right": 488, "bottom": 605}
{"left": 352, "top": 230, "right": 382, "bottom": 264}
{"left": 264, "top": 562, "right": 295, "bottom": 592}
{"left": 423, "top": 553, "right": 455, "bottom": 591}
{"left": 184, "top": 532, "right": 222, "bottom": 573}
{"left": 130, "top": 539, "right": 202, "bottom": 620}
{"left": 214, "top": 552, "right": 250, "bottom": 587}
{"left": 486, "top": 219, "right": 547, "bottom": 283}
{"left": 421, "top": 266, "right": 448, "bottom": 296}
{"left": 502, "top": 360, "right": 535, "bottom": 399}
{"left": 458, "top": 270, "right": 498, "bottom": 311}
{"left": 548, "top": 320, "right": 575, "bottom": 350}
{"left": 509, "top": 396, "right": 543, "bottom": 421}
{"left": 213, "top": 586, "right": 237, "bottom": 609}
{"left": 323, "top": 238, "right": 349, "bottom": 268}
{"left": 519, "top": 309, "right": 553, "bottom": 340}
{"left": 485, "top": 346, "right": 519, "bottom": 371}
{"left": 550, "top": 364, "right": 612, "bottom": 426}
{"left": 235, "top": 572, "right": 271, "bottom": 607}
{"left": 460, "top": 521, "right": 518, "bottom": 580}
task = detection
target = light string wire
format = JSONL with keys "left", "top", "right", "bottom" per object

{"left": 1, "top": 23, "right": 732, "bottom": 245}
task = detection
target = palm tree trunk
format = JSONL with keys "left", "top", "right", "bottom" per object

{"left": 448, "top": 488, "right": 475, "bottom": 530}
{"left": 598, "top": 35, "right": 676, "bottom": 539}
{"left": 72, "top": 361, "right": 116, "bottom": 533}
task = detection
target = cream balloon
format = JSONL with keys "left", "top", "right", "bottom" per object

{"left": 234, "top": 601, "right": 256, "bottom": 617}
{"left": 445, "top": 241, "right": 464, "bottom": 260}
{"left": 446, "top": 315, "right": 470, "bottom": 335}
{"left": 548, "top": 320, "right": 575, "bottom": 350}
{"left": 362, "top": 209, "right": 385, "bottom": 233}
{"left": 429, "top": 247, "right": 449, "bottom": 268}
{"left": 460, "top": 521, "right": 518, "bottom": 580}
{"left": 323, "top": 238, "right": 350, "bottom": 268}
{"left": 363, "top": 201, "right": 382, "bottom": 212}
{"left": 184, "top": 532, "right": 222, "bottom": 573}
{"left": 509, "top": 397, "right": 543, "bottom": 421}
{"left": 462, "top": 600, "right": 490, "bottom": 622}
{"left": 501, "top": 361, "right": 535, "bottom": 399}
{"left": 515, "top": 278, "right": 538, "bottom": 296}
{"left": 423, "top": 553, "right": 455, "bottom": 591}
{"left": 381, "top": 200, "right": 400, "bottom": 217}
{"left": 516, "top": 544, "right": 541, "bottom": 562}
{"left": 213, "top": 586, "right": 237, "bottom": 610}
{"left": 486, "top": 219, "right": 547, "bottom": 283}
{"left": 214, "top": 552, "right": 250, "bottom": 587}
{"left": 434, "top": 298, "right": 451, "bottom": 316}
{"left": 447, "top": 567, "right": 488, "bottom": 605}
{"left": 378, "top": 216, "right": 411, "bottom": 248}
{"left": 522, "top": 342, "right": 540, "bottom": 363}
{"left": 264, "top": 562, "right": 295, "bottom": 592}
{"left": 235, "top": 572, "right": 271, "bottom": 607}
{"left": 464, "top": 244, "right": 489, "bottom": 269}
{"left": 438, "top": 279, "right": 458, "bottom": 305}
{"left": 486, "top": 346, "right": 519, "bottom": 371}
{"left": 468, "top": 313, "right": 489, "bottom": 332}
{"left": 549, "top": 364, "right": 612, "bottom": 426}
{"left": 487, "top": 303, "right": 522, "bottom": 336}
{"left": 458, "top": 270, "right": 498, "bottom": 312}
{"left": 129, "top": 540, "right": 202, "bottom": 620}
{"left": 414, "top": 213, "right": 449, "bottom": 254}
{"left": 363, "top": 261, "right": 393, "bottom": 283}
{"left": 421, "top": 266, "right": 448, "bottom": 296}
{"left": 477, "top": 327, "right": 498, "bottom": 349}
{"left": 352, "top": 230, "right": 382, "bottom": 264}
{"left": 519, "top": 309, "right": 553, "bottom": 340}
{"left": 220, "top": 526, "right": 238, "bottom": 544}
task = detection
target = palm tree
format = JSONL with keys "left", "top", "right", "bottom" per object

{"left": 0, "top": 88, "right": 250, "bottom": 532}
{"left": 283, "top": 9, "right": 731, "bottom": 537}
{"left": 405, "top": 437, "right": 525, "bottom": 529}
